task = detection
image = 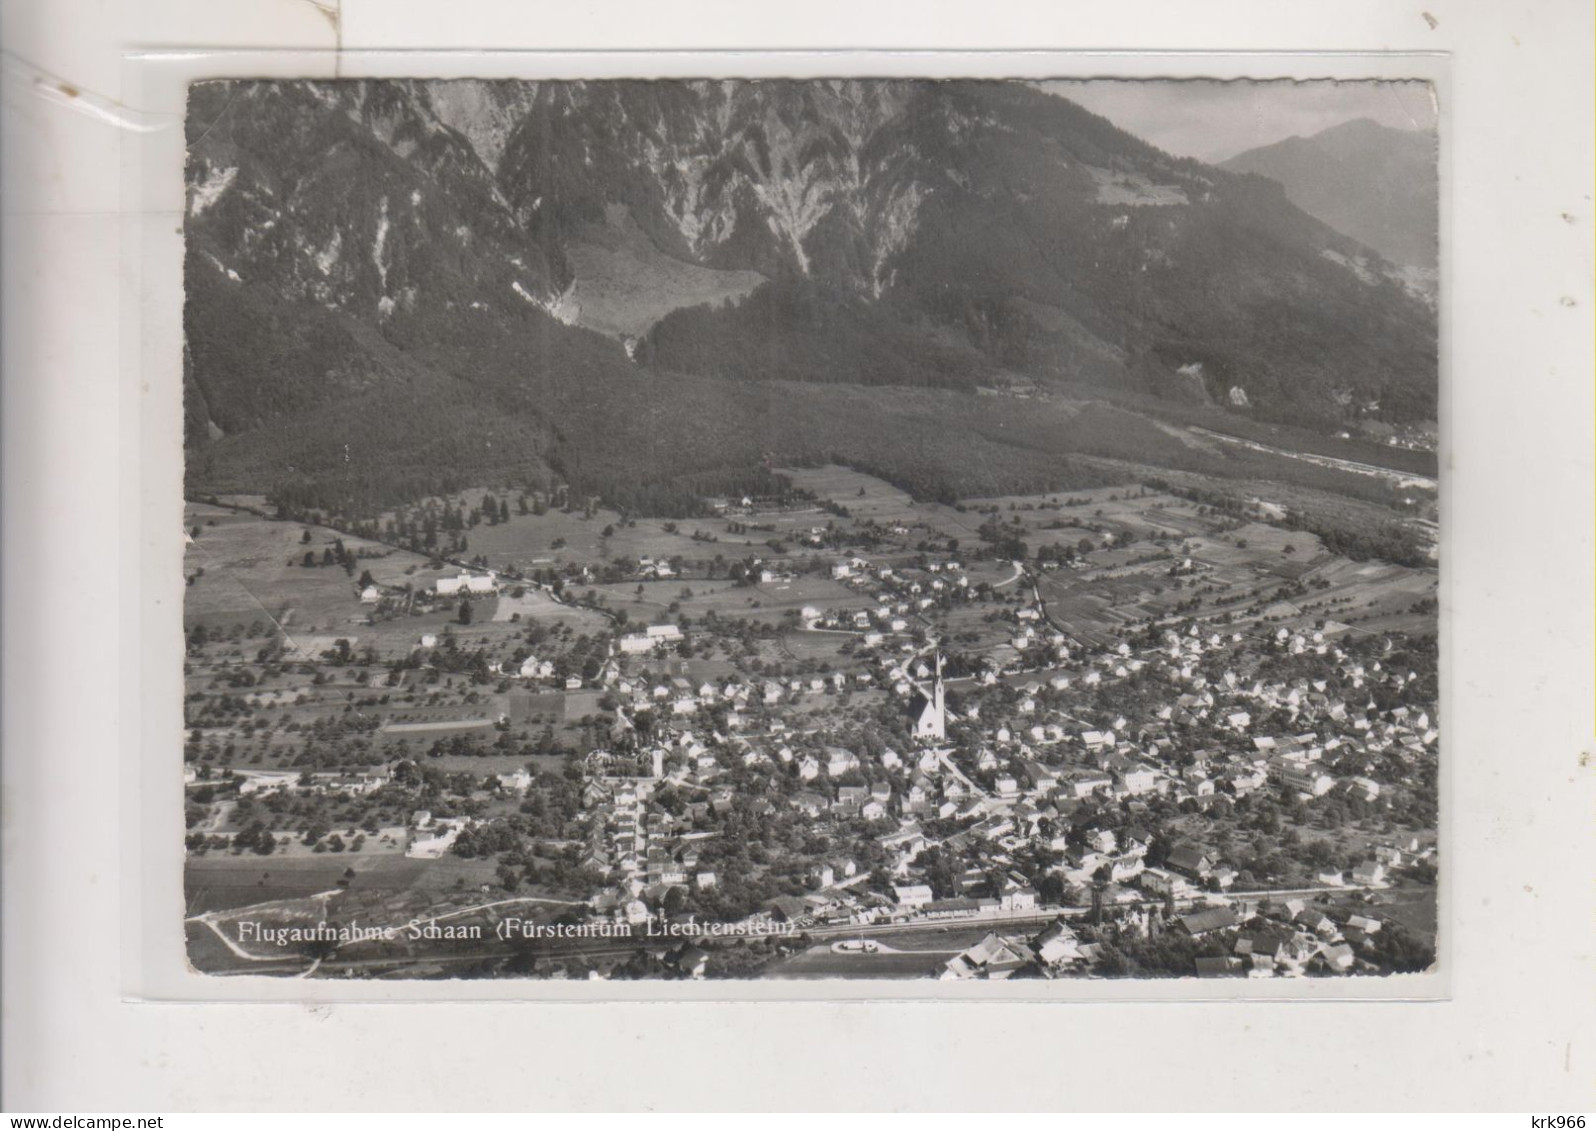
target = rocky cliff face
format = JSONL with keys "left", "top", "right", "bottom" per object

{"left": 183, "top": 78, "right": 1438, "bottom": 513}
{"left": 486, "top": 80, "right": 934, "bottom": 297}
{"left": 187, "top": 81, "right": 564, "bottom": 326}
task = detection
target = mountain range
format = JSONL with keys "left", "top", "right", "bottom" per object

{"left": 1221, "top": 117, "right": 1438, "bottom": 269}
{"left": 183, "top": 79, "right": 1438, "bottom": 519}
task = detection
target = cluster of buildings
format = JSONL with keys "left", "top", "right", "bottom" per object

{"left": 605, "top": 664, "right": 865, "bottom": 721}
{"left": 210, "top": 527, "right": 1433, "bottom": 980}
{"left": 805, "top": 558, "right": 978, "bottom": 647}
{"left": 941, "top": 918, "right": 1087, "bottom": 979}
{"left": 545, "top": 556, "right": 1433, "bottom": 937}
{"left": 940, "top": 890, "right": 1399, "bottom": 980}
{"left": 406, "top": 809, "right": 473, "bottom": 859}
{"left": 511, "top": 589, "right": 1432, "bottom": 936}
{"left": 231, "top": 767, "right": 392, "bottom": 797}
{"left": 574, "top": 748, "right": 725, "bottom": 926}
{"left": 616, "top": 623, "right": 685, "bottom": 656}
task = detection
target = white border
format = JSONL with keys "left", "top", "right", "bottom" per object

{"left": 3, "top": 0, "right": 1590, "bottom": 1111}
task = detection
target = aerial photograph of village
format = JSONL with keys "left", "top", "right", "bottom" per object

{"left": 181, "top": 77, "right": 1439, "bottom": 982}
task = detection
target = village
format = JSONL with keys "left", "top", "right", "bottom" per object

{"left": 183, "top": 464, "right": 1438, "bottom": 980}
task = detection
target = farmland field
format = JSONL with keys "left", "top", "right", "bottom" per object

{"left": 184, "top": 502, "right": 439, "bottom": 631}
{"left": 588, "top": 575, "right": 872, "bottom": 629}
{"left": 184, "top": 853, "right": 426, "bottom": 915}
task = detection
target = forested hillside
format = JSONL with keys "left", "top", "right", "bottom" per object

{"left": 184, "top": 79, "right": 1437, "bottom": 520}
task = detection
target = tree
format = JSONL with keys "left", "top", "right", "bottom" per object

{"left": 1094, "top": 942, "right": 1135, "bottom": 976}
{"left": 236, "top": 821, "right": 275, "bottom": 856}
{"left": 458, "top": 598, "right": 473, "bottom": 626}
{"left": 663, "top": 885, "right": 690, "bottom": 917}
{"left": 1366, "top": 923, "right": 1436, "bottom": 973}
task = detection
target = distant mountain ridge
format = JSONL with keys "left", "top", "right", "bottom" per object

{"left": 183, "top": 80, "right": 1438, "bottom": 518}
{"left": 1221, "top": 118, "right": 1438, "bottom": 268}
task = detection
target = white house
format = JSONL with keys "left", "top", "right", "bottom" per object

{"left": 407, "top": 817, "right": 469, "bottom": 859}
{"left": 893, "top": 884, "right": 935, "bottom": 910}
{"left": 1351, "top": 861, "right": 1388, "bottom": 888}
{"left": 1119, "top": 764, "right": 1158, "bottom": 796}
{"left": 1275, "top": 763, "right": 1336, "bottom": 798}
{"left": 1138, "top": 868, "right": 1189, "bottom": 898}
{"left": 497, "top": 768, "right": 533, "bottom": 793}
{"left": 825, "top": 748, "right": 860, "bottom": 777}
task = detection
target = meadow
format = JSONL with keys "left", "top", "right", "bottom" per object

{"left": 184, "top": 853, "right": 425, "bottom": 916}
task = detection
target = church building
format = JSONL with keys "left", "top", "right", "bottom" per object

{"left": 909, "top": 656, "right": 946, "bottom": 742}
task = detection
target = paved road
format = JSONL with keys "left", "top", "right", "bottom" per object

{"left": 992, "top": 561, "right": 1026, "bottom": 588}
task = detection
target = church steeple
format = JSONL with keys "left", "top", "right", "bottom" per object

{"left": 913, "top": 650, "right": 947, "bottom": 742}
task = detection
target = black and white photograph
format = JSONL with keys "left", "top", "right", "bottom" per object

{"left": 5, "top": 0, "right": 1595, "bottom": 1113}
{"left": 179, "top": 77, "right": 1442, "bottom": 984}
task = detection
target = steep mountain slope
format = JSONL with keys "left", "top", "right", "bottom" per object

{"left": 1221, "top": 118, "right": 1439, "bottom": 268}
{"left": 183, "top": 79, "right": 1438, "bottom": 518}
{"left": 632, "top": 84, "right": 1437, "bottom": 420}
{"left": 184, "top": 81, "right": 580, "bottom": 437}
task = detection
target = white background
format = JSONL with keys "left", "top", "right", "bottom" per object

{"left": 3, "top": 0, "right": 1593, "bottom": 1112}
